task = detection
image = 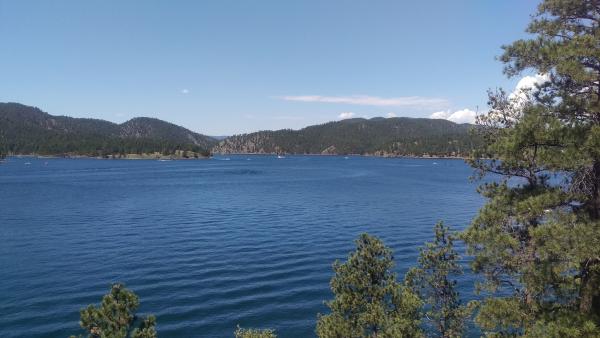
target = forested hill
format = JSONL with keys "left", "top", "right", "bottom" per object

{"left": 213, "top": 117, "right": 478, "bottom": 157}
{"left": 0, "top": 103, "right": 479, "bottom": 158}
{"left": 0, "top": 103, "right": 216, "bottom": 157}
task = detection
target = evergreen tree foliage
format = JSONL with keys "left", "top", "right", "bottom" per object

{"left": 71, "top": 283, "right": 157, "bottom": 338}
{"left": 406, "top": 222, "right": 470, "bottom": 338}
{"left": 130, "top": 316, "right": 158, "bottom": 338}
{"left": 234, "top": 326, "right": 277, "bottom": 338}
{"left": 464, "top": 0, "right": 600, "bottom": 335}
{"left": 316, "top": 234, "right": 423, "bottom": 338}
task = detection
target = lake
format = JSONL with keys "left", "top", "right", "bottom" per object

{"left": 0, "top": 155, "right": 483, "bottom": 337}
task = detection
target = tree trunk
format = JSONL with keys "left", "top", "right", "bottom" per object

{"left": 589, "top": 161, "right": 600, "bottom": 220}
{"left": 580, "top": 160, "right": 600, "bottom": 314}
{"left": 579, "top": 259, "right": 600, "bottom": 315}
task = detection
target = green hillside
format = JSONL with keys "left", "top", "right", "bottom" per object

{"left": 213, "top": 117, "right": 478, "bottom": 157}
{"left": 0, "top": 103, "right": 216, "bottom": 157}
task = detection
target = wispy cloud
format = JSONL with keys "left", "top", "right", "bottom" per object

{"left": 279, "top": 95, "right": 449, "bottom": 109}
{"left": 386, "top": 112, "right": 397, "bottom": 118}
{"left": 273, "top": 115, "right": 305, "bottom": 121}
{"left": 181, "top": 89, "right": 190, "bottom": 94}
{"left": 338, "top": 112, "right": 356, "bottom": 119}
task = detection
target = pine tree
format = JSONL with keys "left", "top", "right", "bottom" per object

{"left": 316, "top": 234, "right": 423, "bottom": 338}
{"left": 71, "top": 283, "right": 157, "bottom": 338}
{"left": 234, "top": 326, "right": 277, "bottom": 338}
{"left": 464, "top": 0, "right": 600, "bottom": 335}
{"left": 406, "top": 222, "right": 470, "bottom": 338}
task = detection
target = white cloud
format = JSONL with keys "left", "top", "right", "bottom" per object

{"left": 430, "top": 109, "right": 477, "bottom": 124}
{"left": 280, "top": 95, "right": 449, "bottom": 109}
{"left": 338, "top": 112, "right": 356, "bottom": 119}
{"left": 515, "top": 74, "right": 549, "bottom": 93}
{"left": 509, "top": 74, "right": 549, "bottom": 104}
{"left": 427, "top": 74, "right": 548, "bottom": 125}
{"left": 447, "top": 109, "right": 477, "bottom": 124}
{"left": 386, "top": 112, "right": 397, "bottom": 118}
{"left": 273, "top": 115, "right": 304, "bottom": 121}
{"left": 181, "top": 89, "right": 190, "bottom": 94}
{"left": 430, "top": 111, "right": 450, "bottom": 119}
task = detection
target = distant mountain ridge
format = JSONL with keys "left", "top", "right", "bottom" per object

{"left": 0, "top": 103, "right": 216, "bottom": 157}
{"left": 213, "top": 117, "right": 478, "bottom": 157}
{"left": 0, "top": 102, "right": 479, "bottom": 158}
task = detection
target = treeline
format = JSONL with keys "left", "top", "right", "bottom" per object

{"left": 0, "top": 102, "right": 479, "bottom": 159}
{"left": 8, "top": 137, "right": 211, "bottom": 158}
{"left": 0, "top": 103, "right": 215, "bottom": 157}
{"left": 214, "top": 117, "right": 478, "bottom": 157}
{"left": 4, "top": 136, "right": 211, "bottom": 158}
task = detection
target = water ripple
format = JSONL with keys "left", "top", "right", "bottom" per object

{"left": 0, "top": 156, "right": 483, "bottom": 338}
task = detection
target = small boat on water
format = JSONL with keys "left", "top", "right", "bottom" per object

{"left": 277, "top": 155, "right": 285, "bottom": 159}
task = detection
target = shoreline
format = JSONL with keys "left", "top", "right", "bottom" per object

{"left": 6, "top": 154, "right": 210, "bottom": 160}
{"left": 212, "top": 152, "right": 470, "bottom": 160}
{"left": 5, "top": 153, "right": 470, "bottom": 160}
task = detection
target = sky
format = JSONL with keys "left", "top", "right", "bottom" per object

{"left": 0, "top": 1, "right": 540, "bottom": 135}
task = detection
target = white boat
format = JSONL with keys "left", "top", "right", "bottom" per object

{"left": 277, "top": 155, "right": 285, "bottom": 159}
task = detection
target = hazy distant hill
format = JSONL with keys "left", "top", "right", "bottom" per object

{"left": 0, "top": 103, "right": 216, "bottom": 157}
{"left": 213, "top": 117, "right": 478, "bottom": 157}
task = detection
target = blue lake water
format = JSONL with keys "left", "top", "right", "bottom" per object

{"left": 0, "top": 155, "right": 483, "bottom": 337}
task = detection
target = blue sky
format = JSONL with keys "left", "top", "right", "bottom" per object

{"left": 0, "top": 1, "right": 538, "bottom": 135}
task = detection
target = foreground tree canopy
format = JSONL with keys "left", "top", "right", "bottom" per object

{"left": 316, "top": 234, "right": 422, "bottom": 338}
{"left": 406, "top": 222, "right": 469, "bottom": 338}
{"left": 464, "top": 0, "right": 600, "bottom": 335}
{"left": 234, "top": 326, "right": 277, "bottom": 338}
{"left": 71, "top": 284, "right": 157, "bottom": 338}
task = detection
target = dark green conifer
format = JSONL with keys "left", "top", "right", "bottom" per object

{"left": 234, "top": 326, "right": 277, "bottom": 338}
{"left": 316, "top": 234, "right": 422, "bottom": 338}
{"left": 406, "top": 222, "right": 470, "bottom": 338}
{"left": 464, "top": 0, "right": 600, "bottom": 335}
{"left": 72, "top": 283, "right": 157, "bottom": 338}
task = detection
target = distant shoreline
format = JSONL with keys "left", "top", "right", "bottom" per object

{"left": 213, "top": 152, "right": 470, "bottom": 160}
{"left": 6, "top": 154, "right": 210, "bottom": 160}
{"left": 5, "top": 153, "right": 469, "bottom": 160}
